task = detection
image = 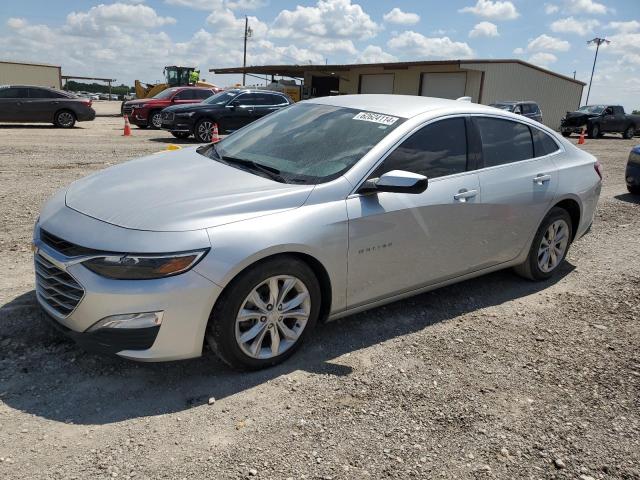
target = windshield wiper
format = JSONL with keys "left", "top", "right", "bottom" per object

{"left": 220, "top": 156, "right": 287, "bottom": 183}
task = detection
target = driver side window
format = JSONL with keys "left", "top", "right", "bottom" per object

{"left": 372, "top": 117, "right": 468, "bottom": 180}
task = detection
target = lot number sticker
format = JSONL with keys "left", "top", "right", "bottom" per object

{"left": 353, "top": 111, "right": 399, "bottom": 126}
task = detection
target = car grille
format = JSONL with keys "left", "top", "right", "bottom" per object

{"left": 40, "top": 229, "right": 98, "bottom": 257}
{"left": 34, "top": 253, "right": 84, "bottom": 318}
{"left": 162, "top": 111, "right": 174, "bottom": 121}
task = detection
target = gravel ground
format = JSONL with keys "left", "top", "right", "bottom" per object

{"left": 0, "top": 104, "right": 639, "bottom": 480}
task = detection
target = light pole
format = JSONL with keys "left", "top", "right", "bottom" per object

{"left": 242, "top": 16, "right": 253, "bottom": 86}
{"left": 585, "top": 37, "right": 610, "bottom": 105}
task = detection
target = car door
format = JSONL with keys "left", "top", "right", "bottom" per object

{"left": 611, "top": 106, "right": 626, "bottom": 131}
{"left": 26, "top": 87, "right": 63, "bottom": 122}
{"left": 171, "top": 89, "right": 198, "bottom": 106}
{"left": 0, "top": 87, "right": 29, "bottom": 121}
{"left": 472, "top": 116, "right": 559, "bottom": 265}
{"left": 600, "top": 106, "right": 616, "bottom": 132}
{"left": 346, "top": 116, "right": 486, "bottom": 308}
{"left": 252, "top": 93, "right": 287, "bottom": 120}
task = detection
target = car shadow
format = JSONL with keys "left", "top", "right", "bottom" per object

{"left": 0, "top": 124, "right": 84, "bottom": 129}
{"left": 0, "top": 263, "right": 574, "bottom": 425}
{"left": 148, "top": 136, "right": 201, "bottom": 145}
{"left": 614, "top": 192, "right": 640, "bottom": 204}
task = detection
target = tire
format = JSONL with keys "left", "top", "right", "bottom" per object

{"left": 171, "top": 131, "right": 190, "bottom": 139}
{"left": 53, "top": 110, "right": 76, "bottom": 128}
{"left": 628, "top": 185, "right": 640, "bottom": 195}
{"left": 206, "top": 256, "right": 321, "bottom": 370}
{"left": 588, "top": 123, "right": 600, "bottom": 139}
{"left": 194, "top": 118, "right": 217, "bottom": 142}
{"left": 623, "top": 125, "right": 635, "bottom": 139}
{"left": 148, "top": 110, "right": 162, "bottom": 129}
{"left": 561, "top": 131, "right": 571, "bottom": 137}
{"left": 514, "top": 207, "right": 573, "bottom": 281}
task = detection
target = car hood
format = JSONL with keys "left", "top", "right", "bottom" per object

{"left": 563, "top": 111, "right": 598, "bottom": 126}
{"left": 163, "top": 103, "right": 221, "bottom": 113}
{"left": 65, "top": 147, "right": 314, "bottom": 232}
{"left": 125, "top": 99, "right": 155, "bottom": 107}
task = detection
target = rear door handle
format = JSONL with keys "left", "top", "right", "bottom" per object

{"left": 454, "top": 189, "right": 478, "bottom": 202}
{"left": 533, "top": 174, "right": 552, "bottom": 184}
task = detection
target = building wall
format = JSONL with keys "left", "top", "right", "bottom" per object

{"left": 464, "top": 62, "right": 583, "bottom": 130}
{"left": 0, "top": 62, "right": 61, "bottom": 89}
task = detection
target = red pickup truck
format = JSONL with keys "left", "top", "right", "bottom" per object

{"left": 123, "top": 86, "right": 219, "bottom": 129}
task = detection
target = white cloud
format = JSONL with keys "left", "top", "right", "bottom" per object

{"left": 459, "top": 0, "right": 519, "bottom": 20}
{"left": 606, "top": 20, "right": 640, "bottom": 33}
{"left": 528, "top": 52, "right": 558, "bottom": 66}
{"left": 271, "top": 0, "right": 380, "bottom": 41}
{"left": 527, "top": 34, "right": 571, "bottom": 52}
{"left": 6, "top": 18, "right": 27, "bottom": 29}
{"left": 564, "top": 0, "right": 609, "bottom": 15}
{"left": 551, "top": 17, "right": 600, "bottom": 35}
{"left": 356, "top": 45, "right": 398, "bottom": 63}
{"left": 383, "top": 8, "right": 420, "bottom": 25}
{"left": 602, "top": 31, "right": 640, "bottom": 66}
{"left": 206, "top": 8, "right": 268, "bottom": 38}
{"left": 469, "top": 21, "right": 499, "bottom": 38}
{"left": 164, "top": 0, "right": 223, "bottom": 10}
{"left": 65, "top": 3, "right": 176, "bottom": 35}
{"left": 545, "top": 3, "right": 559, "bottom": 14}
{"left": 387, "top": 31, "right": 473, "bottom": 58}
{"left": 513, "top": 47, "right": 524, "bottom": 54}
{"left": 226, "top": 0, "right": 267, "bottom": 9}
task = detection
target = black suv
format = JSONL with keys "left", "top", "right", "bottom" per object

{"left": 0, "top": 85, "right": 96, "bottom": 128}
{"left": 161, "top": 89, "right": 293, "bottom": 141}
{"left": 489, "top": 101, "right": 543, "bottom": 123}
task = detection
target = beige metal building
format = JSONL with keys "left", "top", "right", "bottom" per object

{"left": 0, "top": 60, "right": 62, "bottom": 89}
{"left": 212, "top": 59, "right": 585, "bottom": 130}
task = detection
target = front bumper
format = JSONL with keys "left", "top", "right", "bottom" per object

{"left": 626, "top": 162, "right": 640, "bottom": 187}
{"left": 161, "top": 114, "right": 193, "bottom": 133}
{"left": 128, "top": 109, "right": 149, "bottom": 126}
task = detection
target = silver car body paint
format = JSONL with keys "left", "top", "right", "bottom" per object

{"left": 34, "top": 95, "right": 601, "bottom": 361}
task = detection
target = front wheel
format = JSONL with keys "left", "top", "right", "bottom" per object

{"left": 206, "top": 256, "right": 321, "bottom": 370}
{"left": 194, "top": 118, "right": 216, "bottom": 142}
{"left": 171, "top": 131, "right": 190, "bottom": 139}
{"left": 149, "top": 110, "right": 162, "bottom": 129}
{"left": 54, "top": 110, "right": 76, "bottom": 128}
{"left": 561, "top": 131, "right": 571, "bottom": 137}
{"left": 623, "top": 126, "right": 635, "bottom": 139}
{"left": 514, "top": 207, "right": 573, "bottom": 281}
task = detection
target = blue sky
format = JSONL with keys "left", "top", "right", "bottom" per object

{"left": 1, "top": 0, "right": 638, "bottom": 110}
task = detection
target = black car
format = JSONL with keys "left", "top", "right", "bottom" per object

{"left": 489, "top": 101, "right": 543, "bottom": 123}
{"left": 0, "top": 85, "right": 96, "bottom": 128}
{"left": 161, "top": 89, "right": 293, "bottom": 141}
{"left": 561, "top": 105, "right": 640, "bottom": 139}
{"left": 627, "top": 145, "right": 640, "bottom": 195}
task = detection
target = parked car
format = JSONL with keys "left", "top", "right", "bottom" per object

{"left": 489, "top": 101, "right": 543, "bottom": 123}
{"left": 33, "top": 95, "right": 601, "bottom": 369}
{"left": 561, "top": 105, "right": 640, "bottom": 139}
{"left": 626, "top": 145, "right": 640, "bottom": 194}
{"left": 161, "top": 89, "right": 293, "bottom": 141}
{"left": 122, "top": 86, "right": 217, "bottom": 129}
{"left": 0, "top": 85, "right": 95, "bottom": 128}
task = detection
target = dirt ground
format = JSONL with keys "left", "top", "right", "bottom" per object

{"left": 0, "top": 102, "right": 638, "bottom": 480}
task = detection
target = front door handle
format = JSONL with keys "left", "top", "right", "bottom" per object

{"left": 454, "top": 189, "right": 478, "bottom": 202}
{"left": 533, "top": 174, "right": 552, "bottom": 185}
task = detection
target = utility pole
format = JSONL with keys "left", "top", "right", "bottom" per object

{"left": 242, "top": 16, "right": 252, "bottom": 86}
{"left": 586, "top": 37, "right": 610, "bottom": 105}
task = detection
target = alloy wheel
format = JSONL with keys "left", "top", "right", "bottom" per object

{"left": 151, "top": 112, "right": 163, "bottom": 129}
{"left": 57, "top": 112, "right": 74, "bottom": 127}
{"left": 235, "top": 275, "right": 311, "bottom": 360}
{"left": 197, "top": 121, "right": 213, "bottom": 142}
{"left": 537, "top": 219, "right": 569, "bottom": 273}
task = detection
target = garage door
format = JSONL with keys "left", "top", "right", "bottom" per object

{"left": 421, "top": 72, "right": 467, "bottom": 99}
{"left": 359, "top": 74, "right": 394, "bottom": 94}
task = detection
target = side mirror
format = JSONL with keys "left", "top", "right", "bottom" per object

{"left": 359, "top": 170, "right": 428, "bottom": 195}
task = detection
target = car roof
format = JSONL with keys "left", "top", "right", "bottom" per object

{"left": 492, "top": 100, "right": 537, "bottom": 105}
{"left": 305, "top": 94, "right": 501, "bottom": 119}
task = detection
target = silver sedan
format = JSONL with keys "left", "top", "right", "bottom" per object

{"left": 33, "top": 95, "right": 602, "bottom": 369}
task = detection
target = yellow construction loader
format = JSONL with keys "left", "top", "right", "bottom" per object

{"left": 134, "top": 65, "right": 219, "bottom": 99}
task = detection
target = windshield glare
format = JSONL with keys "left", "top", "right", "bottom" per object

{"left": 201, "top": 103, "right": 405, "bottom": 184}
{"left": 203, "top": 90, "right": 240, "bottom": 105}
{"left": 578, "top": 105, "right": 606, "bottom": 114}
{"left": 153, "top": 88, "right": 179, "bottom": 100}
{"left": 490, "top": 103, "right": 515, "bottom": 112}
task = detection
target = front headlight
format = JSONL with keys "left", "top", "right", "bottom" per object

{"left": 82, "top": 249, "right": 208, "bottom": 280}
{"left": 175, "top": 112, "right": 195, "bottom": 118}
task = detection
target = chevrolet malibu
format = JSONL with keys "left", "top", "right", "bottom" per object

{"left": 33, "top": 95, "right": 602, "bottom": 370}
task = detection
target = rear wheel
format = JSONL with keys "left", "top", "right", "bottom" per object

{"left": 561, "top": 131, "right": 571, "bottom": 137}
{"left": 514, "top": 207, "right": 573, "bottom": 281}
{"left": 171, "top": 131, "right": 190, "bottom": 139}
{"left": 195, "top": 118, "right": 216, "bottom": 142}
{"left": 54, "top": 110, "right": 76, "bottom": 128}
{"left": 623, "top": 125, "right": 635, "bottom": 139}
{"left": 588, "top": 123, "right": 600, "bottom": 139}
{"left": 206, "top": 256, "right": 321, "bottom": 370}
{"left": 628, "top": 185, "right": 640, "bottom": 195}
{"left": 149, "top": 110, "right": 162, "bottom": 129}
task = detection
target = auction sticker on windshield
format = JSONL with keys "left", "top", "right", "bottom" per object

{"left": 353, "top": 111, "right": 399, "bottom": 126}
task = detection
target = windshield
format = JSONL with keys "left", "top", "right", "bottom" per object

{"left": 153, "top": 88, "right": 179, "bottom": 100}
{"left": 203, "top": 90, "right": 240, "bottom": 105}
{"left": 199, "top": 103, "right": 405, "bottom": 184}
{"left": 490, "top": 103, "right": 515, "bottom": 112}
{"left": 578, "top": 105, "right": 606, "bottom": 114}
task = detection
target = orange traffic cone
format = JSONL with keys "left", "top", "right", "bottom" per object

{"left": 123, "top": 115, "right": 132, "bottom": 137}
{"left": 578, "top": 128, "right": 585, "bottom": 145}
{"left": 211, "top": 123, "right": 220, "bottom": 143}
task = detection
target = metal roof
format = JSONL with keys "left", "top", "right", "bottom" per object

{"left": 210, "top": 59, "right": 585, "bottom": 86}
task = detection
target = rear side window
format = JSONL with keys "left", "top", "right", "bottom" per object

{"left": 475, "top": 117, "right": 533, "bottom": 167}
{"left": 0, "top": 87, "right": 28, "bottom": 99}
{"left": 265, "top": 93, "right": 289, "bottom": 106}
{"left": 375, "top": 117, "right": 468, "bottom": 179}
{"left": 194, "top": 89, "right": 213, "bottom": 100}
{"left": 174, "top": 90, "right": 196, "bottom": 100}
{"left": 531, "top": 128, "right": 560, "bottom": 157}
{"left": 238, "top": 93, "right": 273, "bottom": 106}
{"left": 528, "top": 103, "right": 540, "bottom": 114}
{"left": 29, "top": 88, "right": 64, "bottom": 99}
